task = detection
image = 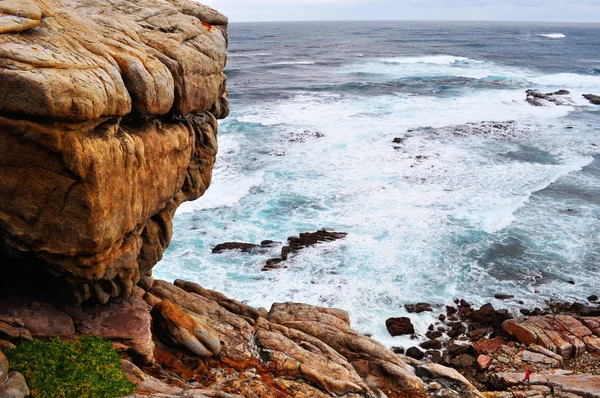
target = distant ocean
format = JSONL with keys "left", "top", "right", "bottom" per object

{"left": 155, "top": 21, "right": 600, "bottom": 346}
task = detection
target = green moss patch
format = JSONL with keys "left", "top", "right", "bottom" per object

{"left": 5, "top": 336, "right": 135, "bottom": 398}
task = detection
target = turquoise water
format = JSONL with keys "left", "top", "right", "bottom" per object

{"left": 155, "top": 21, "right": 600, "bottom": 345}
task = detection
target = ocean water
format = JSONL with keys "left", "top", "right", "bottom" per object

{"left": 155, "top": 21, "right": 600, "bottom": 346}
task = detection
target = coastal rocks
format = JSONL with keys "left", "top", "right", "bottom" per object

{"left": 405, "top": 303, "right": 434, "bottom": 313}
{"left": 502, "top": 315, "right": 596, "bottom": 359}
{"left": 0, "top": 348, "right": 7, "bottom": 385}
{"left": 263, "top": 229, "right": 347, "bottom": 271}
{"left": 64, "top": 297, "right": 154, "bottom": 364}
{"left": 386, "top": 317, "right": 415, "bottom": 336}
{"left": 151, "top": 301, "right": 221, "bottom": 358}
{"left": 583, "top": 94, "right": 600, "bottom": 105}
{"left": 0, "top": 299, "right": 74, "bottom": 338}
{"left": 0, "top": 0, "right": 229, "bottom": 303}
{"left": 526, "top": 89, "right": 572, "bottom": 106}
{"left": 0, "top": 371, "right": 30, "bottom": 398}
{"left": 0, "top": 317, "right": 31, "bottom": 342}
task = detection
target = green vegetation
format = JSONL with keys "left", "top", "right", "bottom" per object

{"left": 4, "top": 336, "right": 135, "bottom": 398}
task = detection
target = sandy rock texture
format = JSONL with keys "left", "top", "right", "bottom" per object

{"left": 0, "top": 0, "right": 229, "bottom": 303}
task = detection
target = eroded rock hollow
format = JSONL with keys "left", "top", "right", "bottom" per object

{"left": 0, "top": 0, "right": 229, "bottom": 303}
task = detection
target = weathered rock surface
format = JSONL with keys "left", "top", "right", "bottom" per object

{"left": 526, "top": 89, "right": 571, "bottom": 106}
{"left": 0, "top": 348, "right": 7, "bottom": 386}
{"left": 386, "top": 317, "right": 415, "bottom": 336}
{"left": 0, "top": 0, "right": 229, "bottom": 303}
{"left": 0, "top": 371, "right": 30, "bottom": 398}
{"left": 0, "top": 298, "right": 74, "bottom": 338}
{"left": 139, "top": 279, "right": 485, "bottom": 398}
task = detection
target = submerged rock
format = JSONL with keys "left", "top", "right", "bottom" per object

{"left": 212, "top": 242, "right": 260, "bottom": 254}
{"left": 526, "top": 89, "right": 572, "bottom": 106}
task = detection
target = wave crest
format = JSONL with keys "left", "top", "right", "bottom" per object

{"left": 540, "top": 33, "right": 566, "bottom": 39}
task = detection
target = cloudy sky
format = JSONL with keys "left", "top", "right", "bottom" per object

{"left": 204, "top": 0, "right": 600, "bottom": 23}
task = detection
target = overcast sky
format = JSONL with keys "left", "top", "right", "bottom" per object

{"left": 203, "top": 0, "right": 600, "bottom": 23}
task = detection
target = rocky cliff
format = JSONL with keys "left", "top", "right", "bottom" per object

{"left": 0, "top": 0, "right": 229, "bottom": 303}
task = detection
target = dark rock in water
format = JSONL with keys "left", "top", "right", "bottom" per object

{"left": 467, "top": 328, "right": 488, "bottom": 341}
{"left": 406, "top": 347, "right": 425, "bottom": 360}
{"left": 459, "top": 299, "right": 471, "bottom": 308}
{"left": 446, "top": 305, "right": 457, "bottom": 315}
{"left": 428, "top": 324, "right": 434, "bottom": 331}
{"left": 428, "top": 350, "right": 442, "bottom": 364}
{"left": 212, "top": 242, "right": 259, "bottom": 254}
{"left": 526, "top": 89, "right": 572, "bottom": 106}
{"left": 583, "top": 94, "right": 600, "bottom": 105}
{"left": 468, "top": 303, "right": 495, "bottom": 324}
{"left": 260, "top": 240, "right": 279, "bottom": 247}
{"left": 568, "top": 280, "right": 576, "bottom": 285}
{"left": 494, "top": 294, "right": 514, "bottom": 300}
{"left": 520, "top": 309, "right": 531, "bottom": 316}
{"left": 448, "top": 340, "right": 470, "bottom": 356}
{"left": 386, "top": 317, "right": 415, "bottom": 336}
{"left": 393, "top": 137, "right": 404, "bottom": 143}
{"left": 439, "top": 314, "right": 446, "bottom": 321}
{"left": 426, "top": 330, "right": 443, "bottom": 340}
{"left": 589, "top": 295, "right": 599, "bottom": 302}
{"left": 391, "top": 346, "right": 405, "bottom": 355}
{"left": 420, "top": 339, "right": 442, "bottom": 350}
{"left": 405, "top": 303, "right": 433, "bottom": 314}
{"left": 263, "top": 229, "right": 347, "bottom": 271}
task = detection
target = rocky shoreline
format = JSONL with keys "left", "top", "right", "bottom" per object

{"left": 2, "top": 280, "right": 600, "bottom": 397}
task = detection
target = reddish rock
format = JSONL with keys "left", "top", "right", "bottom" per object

{"left": 0, "top": 298, "right": 74, "bottom": 338}
{"left": 446, "top": 306, "right": 457, "bottom": 316}
{"left": 420, "top": 339, "right": 442, "bottom": 350}
{"left": 406, "top": 347, "right": 424, "bottom": 360}
{"left": 472, "top": 336, "right": 506, "bottom": 356}
{"left": 468, "top": 303, "right": 495, "bottom": 324}
{"left": 64, "top": 297, "right": 154, "bottom": 364}
{"left": 385, "top": 317, "right": 414, "bottom": 336}
{"left": 477, "top": 355, "right": 492, "bottom": 370}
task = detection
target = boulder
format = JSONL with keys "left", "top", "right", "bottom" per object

{"left": 406, "top": 347, "right": 425, "bottom": 360}
{"left": 0, "top": 298, "right": 74, "bottom": 338}
{"left": 0, "top": 317, "right": 31, "bottom": 342}
{"left": 121, "top": 359, "right": 183, "bottom": 395}
{"left": 0, "top": 0, "right": 229, "bottom": 303}
{"left": 0, "top": 372, "right": 30, "bottom": 398}
{"left": 64, "top": 297, "right": 154, "bottom": 364}
{"left": 151, "top": 301, "right": 221, "bottom": 358}
{"left": 386, "top": 317, "right": 415, "bottom": 336}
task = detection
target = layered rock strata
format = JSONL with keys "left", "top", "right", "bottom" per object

{"left": 0, "top": 0, "right": 229, "bottom": 303}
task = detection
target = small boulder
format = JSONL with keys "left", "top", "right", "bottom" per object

{"left": 420, "top": 339, "right": 442, "bottom": 350}
{"left": 446, "top": 306, "right": 457, "bottom": 315}
{"left": 450, "top": 354, "right": 476, "bottom": 369}
{"left": 151, "top": 301, "right": 221, "bottom": 358}
{"left": 477, "top": 355, "right": 492, "bottom": 370}
{"left": 386, "top": 317, "right": 414, "bottom": 336}
{"left": 426, "top": 331, "right": 443, "bottom": 340}
{"left": 406, "top": 346, "right": 425, "bottom": 360}
{"left": 588, "top": 295, "right": 599, "bottom": 302}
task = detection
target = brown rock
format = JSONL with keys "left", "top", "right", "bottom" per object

{"left": 583, "top": 335, "right": 600, "bottom": 354}
{"left": 477, "top": 355, "right": 492, "bottom": 370}
{"left": 450, "top": 354, "right": 476, "bottom": 369}
{"left": 583, "top": 94, "right": 600, "bottom": 105}
{"left": 548, "top": 373, "right": 600, "bottom": 397}
{"left": 406, "top": 347, "right": 425, "bottom": 360}
{"left": 426, "top": 330, "right": 443, "bottom": 340}
{"left": 386, "top": 317, "right": 415, "bottom": 336}
{"left": 120, "top": 359, "right": 183, "bottom": 395}
{"left": 64, "top": 297, "right": 154, "bottom": 364}
{"left": 420, "top": 339, "right": 442, "bottom": 350}
{"left": 0, "top": 0, "right": 229, "bottom": 303}
{"left": 151, "top": 301, "right": 221, "bottom": 358}
{"left": 0, "top": 316, "right": 31, "bottom": 342}
{"left": 212, "top": 243, "right": 260, "bottom": 254}
{"left": 0, "top": 348, "right": 7, "bottom": 385}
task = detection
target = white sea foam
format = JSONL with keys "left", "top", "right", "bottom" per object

{"left": 158, "top": 54, "right": 600, "bottom": 345}
{"left": 540, "top": 33, "right": 566, "bottom": 38}
{"left": 382, "top": 55, "right": 470, "bottom": 65}
{"left": 271, "top": 61, "right": 316, "bottom": 65}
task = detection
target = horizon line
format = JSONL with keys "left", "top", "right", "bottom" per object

{"left": 228, "top": 19, "right": 600, "bottom": 25}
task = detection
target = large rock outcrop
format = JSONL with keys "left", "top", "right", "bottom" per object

{"left": 0, "top": 0, "right": 229, "bottom": 303}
